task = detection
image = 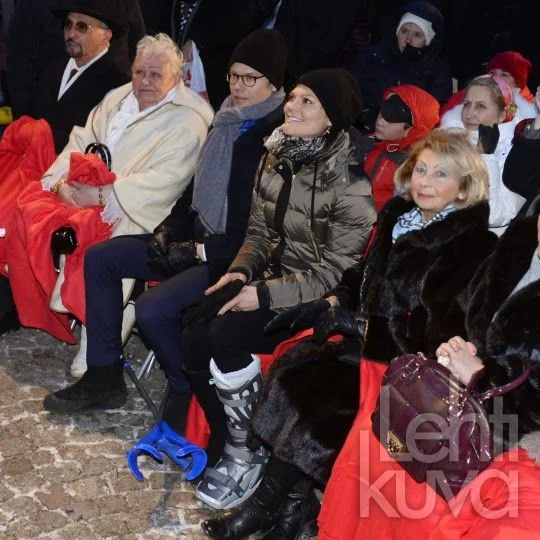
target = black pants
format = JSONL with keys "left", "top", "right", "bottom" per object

{"left": 84, "top": 235, "right": 210, "bottom": 392}
{"left": 182, "top": 307, "right": 294, "bottom": 374}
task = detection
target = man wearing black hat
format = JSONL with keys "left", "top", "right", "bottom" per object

{"left": 7, "top": 0, "right": 144, "bottom": 152}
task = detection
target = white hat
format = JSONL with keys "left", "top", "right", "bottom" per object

{"left": 396, "top": 12, "right": 435, "bottom": 46}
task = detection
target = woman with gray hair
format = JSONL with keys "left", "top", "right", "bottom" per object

{"left": 7, "top": 33, "right": 213, "bottom": 371}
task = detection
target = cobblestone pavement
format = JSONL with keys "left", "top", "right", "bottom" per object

{"left": 0, "top": 328, "right": 317, "bottom": 539}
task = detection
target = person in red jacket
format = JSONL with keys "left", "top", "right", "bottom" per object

{"left": 358, "top": 84, "right": 440, "bottom": 212}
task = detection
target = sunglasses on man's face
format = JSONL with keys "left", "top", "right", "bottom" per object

{"left": 63, "top": 18, "right": 108, "bottom": 33}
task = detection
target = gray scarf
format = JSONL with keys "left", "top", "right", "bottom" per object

{"left": 192, "top": 89, "right": 285, "bottom": 234}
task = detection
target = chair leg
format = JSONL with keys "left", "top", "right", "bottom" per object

{"left": 136, "top": 350, "right": 156, "bottom": 379}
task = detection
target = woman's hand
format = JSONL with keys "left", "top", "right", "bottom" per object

{"left": 182, "top": 39, "right": 194, "bottom": 63}
{"left": 436, "top": 336, "right": 484, "bottom": 385}
{"left": 218, "top": 285, "right": 259, "bottom": 315}
{"left": 56, "top": 176, "right": 79, "bottom": 207}
{"left": 205, "top": 272, "right": 247, "bottom": 295}
{"left": 71, "top": 182, "right": 113, "bottom": 208}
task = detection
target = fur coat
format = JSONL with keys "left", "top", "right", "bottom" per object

{"left": 358, "top": 196, "right": 498, "bottom": 362}
{"left": 466, "top": 215, "right": 540, "bottom": 444}
{"left": 252, "top": 197, "right": 497, "bottom": 484}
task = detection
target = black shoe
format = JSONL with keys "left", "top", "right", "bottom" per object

{"left": 201, "top": 470, "right": 290, "bottom": 539}
{"left": 0, "top": 309, "right": 20, "bottom": 336}
{"left": 261, "top": 477, "right": 320, "bottom": 540}
{"left": 43, "top": 363, "right": 127, "bottom": 413}
{"left": 201, "top": 496, "right": 276, "bottom": 539}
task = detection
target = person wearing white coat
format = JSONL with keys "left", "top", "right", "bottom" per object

{"left": 440, "top": 75, "right": 527, "bottom": 235}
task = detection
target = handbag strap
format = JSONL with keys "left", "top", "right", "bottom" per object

{"left": 85, "top": 142, "right": 112, "bottom": 171}
{"left": 474, "top": 360, "right": 531, "bottom": 403}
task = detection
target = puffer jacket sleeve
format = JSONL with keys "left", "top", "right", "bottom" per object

{"left": 260, "top": 177, "right": 376, "bottom": 309}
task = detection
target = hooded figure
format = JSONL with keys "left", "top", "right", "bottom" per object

{"left": 350, "top": 0, "right": 452, "bottom": 130}
{"left": 357, "top": 84, "right": 440, "bottom": 211}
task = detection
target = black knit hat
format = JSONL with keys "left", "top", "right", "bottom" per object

{"left": 296, "top": 69, "right": 363, "bottom": 131}
{"left": 228, "top": 29, "right": 287, "bottom": 90}
{"left": 53, "top": 0, "right": 127, "bottom": 38}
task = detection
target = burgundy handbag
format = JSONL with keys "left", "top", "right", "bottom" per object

{"left": 371, "top": 352, "right": 530, "bottom": 499}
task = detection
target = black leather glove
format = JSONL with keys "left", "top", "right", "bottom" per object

{"left": 147, "top": 225, "right": 177, "bottom": 277}
{"left": 264, "top": 298, "right": 331, "bottom": 334}
{"left": 313, "top": 306, "right": 368, "bottom": 345}
{"left": 182, "top": 279, "right": 245, "bottom": 327}
{"left": 166, "top": 240, "right": 200, "bottom": 274}
{"left": 148, "top": 225, "right": 175, "bottom": 259}
{"left": 477, "top": 124, "right": 500, "bottom": 154}
{"left": 51, "top": 226, "right": 78, "bottom": 254}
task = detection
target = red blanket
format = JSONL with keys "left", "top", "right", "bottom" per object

{"left": 7, "top": 153, "right": 115, "bottom": 343}
{"left": 318, "top": 359, "right": 540, "bottom": 539}
{"left": 0, "top": 116, "right": 57, "bottom": 271}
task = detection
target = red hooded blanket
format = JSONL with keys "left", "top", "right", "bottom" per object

{"left": 0, "top": 117, "right": 57, "bottom": 270}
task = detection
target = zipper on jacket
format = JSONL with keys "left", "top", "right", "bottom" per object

{"left": 308, "top": 224, "right": 322, "bottom": 263}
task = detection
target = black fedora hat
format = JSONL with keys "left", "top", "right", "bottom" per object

{"left": 52, "top": 0, "right": 127, "bottom": 38}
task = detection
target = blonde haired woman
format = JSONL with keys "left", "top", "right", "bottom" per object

{"left": 441, "top": 75, "right": 526, "bottom": 233}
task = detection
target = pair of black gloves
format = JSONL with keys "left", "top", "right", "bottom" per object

{"left": 147, "top": 225, "right": 201, "bottom": 278}
{"left": 148, "top": 225, "right": 247, "bottom": 328}
{"left": 264, "top": 298, "right": 367, "bottom": 345}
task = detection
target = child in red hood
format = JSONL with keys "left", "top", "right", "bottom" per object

{"left": 357, "top": 84, "right": 440, "bottom": 212}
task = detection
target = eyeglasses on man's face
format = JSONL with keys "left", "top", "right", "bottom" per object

{"left": 226, "top": 72, "right": 265, "bottom": 87}
{"left": 63, "top": 18, "right": 108, "bottom": 33}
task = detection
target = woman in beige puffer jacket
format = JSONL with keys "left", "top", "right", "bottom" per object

{"left": 182, "top": 68, "right": 376, "bottom": 517}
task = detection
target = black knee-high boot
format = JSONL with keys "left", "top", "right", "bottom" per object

{"left": 183, "top": 367, "right": 228, "bottom": 467}
{"left": 201, "top": 457, "right": 303, "bottom": 539}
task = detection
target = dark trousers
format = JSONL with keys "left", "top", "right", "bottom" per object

{"left": 182, "top": 307, "right": 294, "bottom": 374}
{"left": 84, "top": 235, "right": 210, "bottom": 392}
